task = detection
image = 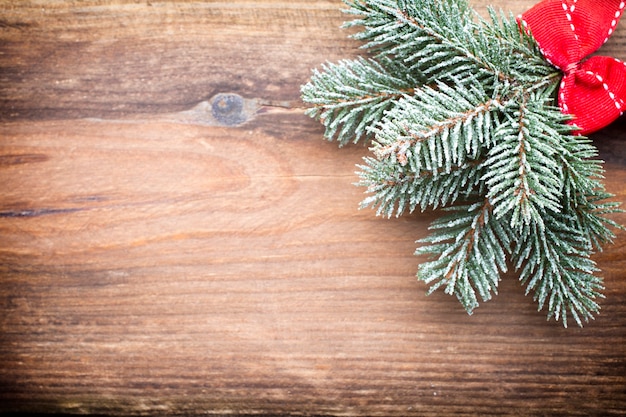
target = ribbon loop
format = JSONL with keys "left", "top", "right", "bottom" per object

{"left": 520, "top": 0, "right": 626, "bottom": 134}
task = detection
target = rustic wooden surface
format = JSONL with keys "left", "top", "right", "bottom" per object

{"left": 1, "top": 1, "right": 626, "bottom": 415}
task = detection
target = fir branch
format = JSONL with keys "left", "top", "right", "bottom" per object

{"left": 303, "top": 0, "right": 560, "bottom": 147}
{"left": 345, "top": 0, "right": 504, "bottom": 83}
{"left": 344, "top": 0, "right": 557, "bottom": 86}
{"left": 301, "top": 56, "right": 420, "bottom": 145}
{"left": 358, "top": 156, "right": 483, "bottom": 217}
{"left": 369, "top": 79, "right": 502, "bottom": 173}
{"left": 511, "top": 208, "right": 605, "bottom": 328}
{"left": 357, "top": 76, "right": 496, "bottom": 217}
{"left": 549, "top": 113, "right": 624, "bottom": 251}
{"left": 482, "top": 91, "right": 565, "bottom": 228}
{"left": 416, "top": 199, "right": 511, "bottom": 313}
{"left": 302, "top": 0, "right": 623, "bottom": 327}
{"left": 478, "top": 7, "right": 557, "bottom": 82}
{"left": 344, "top": 0, "right": 473, "bottom": 59}
{"left": 572, "top": 195, "right": 623, "bottom": 251}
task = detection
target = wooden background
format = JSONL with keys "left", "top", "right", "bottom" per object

{"left": 1, "top": 1, "right": 625, "bottom": 415}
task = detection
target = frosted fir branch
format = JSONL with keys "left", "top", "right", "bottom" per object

{"left": 511, "top": 208, "right": 605, "bottom": 328}
{"left": 478, "top": 7, "right": 557, "bottom": 82}
{"left": 416, "top": 199, "right": 511, "bottom": 313}
{"left": 556, "top": 127, "right": 616, "bottom": 208}
{"left": 545, "top": 112, "right": 623, "bottom": 250}
{"left": 571, "top": 194, "right": 623, "bottom": 252}
{"left": 370, "top": 79, "right": 503, "bottom": 173}
{"left": 301, "top": 56, "right": 420, "bottom": 145}
{"left": 357, "top": 156, "right": 483, "bottom": 217}
{"left": 482, "top": 92, "right": 565, "bottom": 229}
{"left": 302, "top": 0, "right": 623, "bottom": 327}
{"left": 345, "top": 0, "right": 505, "bottom": 83}
{"left": 343, "top": 0, "right": 557, "bottom": 86}
{"left": 303, "top": 0, "right": 561, "bottom": 147}
{"left": 343, "top": 0, "right": 473, "bottom": 57}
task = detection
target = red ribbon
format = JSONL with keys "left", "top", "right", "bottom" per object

{"left": 519, "top": 0, "right": 626, "bottom": 135}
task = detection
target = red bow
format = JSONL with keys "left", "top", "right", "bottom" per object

{"left": 519, "top": 0, "right": 626, "bottom": 135}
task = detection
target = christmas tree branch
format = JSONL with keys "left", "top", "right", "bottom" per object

{"left": 482, "top": 90, "right": 564, "bottom": 228}
{"left": 302, "top": 0, "right": 623, "bottom": 327}
{"left": 511, "top": 208, "right": 604, "bottom": 328}
{"left": 478, "top": 7, "right": 558, "bottom": 83}
{"left": 301, "top": 56, "right": 420, "bottom": 145}
{"left": 358, "top": 156, "right": 483, "bottom": 216}
{"left": 344, "top": 0, "right": 557, "bottom": 85}
{"left": 416, "top": 199, "right": 510, "bottom": 313}
{"left": 369, "top": 79, "right": 501, "bottom": 172}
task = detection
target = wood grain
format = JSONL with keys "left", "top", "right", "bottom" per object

{"left": 1, "top": 1, "right": 626, "bottom": 415}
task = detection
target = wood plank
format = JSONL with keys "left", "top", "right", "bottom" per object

{"left": 1, "top": 1, "right": 626, "bottom": 415}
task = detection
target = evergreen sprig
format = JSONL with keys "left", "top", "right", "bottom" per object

{"left": 301, "top": 56, "right": 421, "bottom": 145}
{"left": 301, "top": 0, "right": 622, "bottom": 327}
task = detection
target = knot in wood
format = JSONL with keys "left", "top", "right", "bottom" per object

{"left": 211, "top": 93, "right": 246, "bottom": 126}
